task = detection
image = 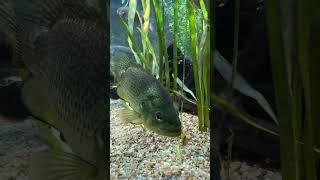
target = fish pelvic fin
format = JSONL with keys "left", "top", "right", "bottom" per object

{"left": 29, "top": 150, "right": 97, "bottom": 180}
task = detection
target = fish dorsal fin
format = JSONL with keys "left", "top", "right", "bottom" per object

{"left": 29, "top": 150, "right": 97, "bottom": 180}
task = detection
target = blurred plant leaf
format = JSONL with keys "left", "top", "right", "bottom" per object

{"left": 214, "top": 50, "right": 278, "bottom": 126}
{"left": 169, "top": 89, "right": 197, "bottom": 105}
{"left": 173, "top": 74, "right": 197, "bottom": 101}
{"left": 212, "top": 93, "right": 278, "bottom": 136}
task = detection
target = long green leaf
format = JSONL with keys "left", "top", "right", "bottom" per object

{"left": 169, "top": 89, "right": 197, "bottom": 105}
{"left": 215, "top": 51, "right": 278, "bottom": 126}
{"left": 212, "top": 94, "right": 278, "bottom": 136}
{"left": 297, "top": 0, "right": 318, "bottom": 178}
{"left": 137, "top": 27, "right": 158, "bottom": 74}
{"left": 201, "top": 22, "right": 210, "bottom": 129}
{"left": 173, "top": 0, "right": 178, "bottom": 90}
{"left": 173, "top": 74, "right": 197, "bottom": 101}
{"left": 265, "top": 0, "right": 298, "bottom": 179}
{"left": 127, "top": 0, "right": 140, "bottom": 63}
{"left": 187, "top": 0, "right": 204, "bottom": 130}
{"left": 119, "top": 15, "right": 151, "bottom": 72}
{"left": 140, "top": 0, "right": 151, "bottom": 69}
{"left": 152, "top": 0, "right": 169, "bottom": 87}
{"left": 230, "top": 0, "right": 240, "bottom": 95}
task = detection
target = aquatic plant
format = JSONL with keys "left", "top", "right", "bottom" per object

{"left": 120, "top": 0, "right": 211, "bottom": 131}
{"left": 163, "top": 0, "right": 204, "bottom": 56}
{"left": 187, "top": 0, "right": 210, "bottom": 131}
{"left": 265, "top": 0, "right": 320, "bottom": 179}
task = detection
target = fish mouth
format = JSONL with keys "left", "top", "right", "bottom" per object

{"left": 151, "top": 126, "right": 182, "bottom": 137}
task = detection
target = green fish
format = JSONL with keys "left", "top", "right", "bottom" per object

{"left": 111, "top": 46, "right": 182, "bottom": 137}
{"left": 0, "top": 0, "right": 108, "bottom": 179}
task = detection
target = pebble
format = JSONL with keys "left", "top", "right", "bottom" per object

{"left": 0, "top": 100, "right": 282, "bottom": 180}
{"left": 110, "top": 100, "right": 210, "bottom": 179}
{"left": 110, "top": 100, "right": 282, "bottom": 180}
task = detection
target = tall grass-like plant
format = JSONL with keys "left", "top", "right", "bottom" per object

{"left": 152, "top": 0, "right": 170, "bottom": 87}
{"left": 172, "top": 0, "right": 178, "bottom": 90}
{"left": 120, "top": 0, "right": 276, "bottom": 133}
{"left": 265, "top": 0, "right": 320, "bottom": 179}
{"left": 163, "top": 0, "right": 204, "bottom": 56}
{"left": 187, "top": 0, "right": 210, "bottom": 131}
{"left": 120, "top": 0, "right": 211, "bottom": 131}
{"left": 230, "top": 0, "right": 239, "bottom": 94}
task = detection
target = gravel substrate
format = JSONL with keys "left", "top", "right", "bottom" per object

{"left": 110, "top": 99, "right": 211, "bottom": 179}
{"left": 220, "top": 161, "right": 281, "bottom": 180}
{"left": 0, "top": 118, "right": 45, "bottom": 180}
{"left": 110, "top": 99, "right": 282, "bottom": 180}
{"left": 0, "top": 100, "right": 281, "bottom": 180}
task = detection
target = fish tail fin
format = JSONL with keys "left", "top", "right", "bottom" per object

{"left": 29, "top": 150, "right": 97, "bottom": 180}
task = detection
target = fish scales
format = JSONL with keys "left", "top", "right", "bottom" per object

{"left": 1, "top": 1, "right": 110, "bottom": 179}
{"left": 34, "top": 19, "right": 107, "bottom": 164}
{"left": 0, "top": 0, "right": 108, "bottom": 179}
{"left": 119, "top": 67, "right": 170, "bottom": 111}
{"left": 111, "top": 47, "right": 182, "bottom": 137}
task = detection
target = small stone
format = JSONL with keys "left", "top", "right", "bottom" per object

{"left": 264, "top": 171, "right": 274, "bottom": 178}
{"left": 240, "top": 162, "right": 251, "bottom": 172}
{"left": 230, "top": 161, "right": 242, "bottom": 173}
{"left": 230, "top": 172, "right": 241, "bottom": 180}
{"left": 247, "top": 168, "right": 261, "bottom": 177}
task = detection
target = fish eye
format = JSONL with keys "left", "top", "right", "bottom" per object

{"left": 155, "top": 111, "right": 163, "bottom": 122}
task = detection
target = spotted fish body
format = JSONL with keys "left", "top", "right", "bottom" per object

{"left": 0, "top": 0, "right": 108, "bottom": 179}
{"left": 111, "top": 47, "right": 182, "bottom": 137}
{"left": 23, "top": 18, "right": 107, "bottom": 173}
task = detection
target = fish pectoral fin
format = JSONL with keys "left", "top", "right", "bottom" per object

{"left": 29, "top": 150, "right": 97, "bottom": 180}
{"left": 116, "top": 85, "right": 125, "bottom": 98}
{"left": 119, "top": 106, "right": 143, "bottom": 125}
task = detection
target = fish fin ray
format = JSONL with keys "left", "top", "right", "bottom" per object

{"left": 29, "top": 150, "right": 96, "bottom": 180}
{"left": 119, "top": 105, "right": 143, "bottom": 124}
